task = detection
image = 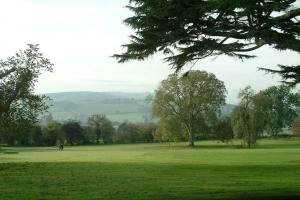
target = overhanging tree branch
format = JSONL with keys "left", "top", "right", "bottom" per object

{"left": 0, "top": 67, "right": 17, "bottom": 79}
{"left": 115, "top": 0, "right": 300, "bottom": 85}
{"left": 276, "top": 8, "right": 300, "bottom": 21}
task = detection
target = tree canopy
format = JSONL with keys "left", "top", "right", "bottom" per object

{"left": 231, "top": 85, "right": 299, "bottom": 147}
{"left": 0, "top": 44, "right": 53, "bottom": 129}
{"left": 114, "top": 0, "right": 300, "bottom": 85}
{"left": 231, "top": 86, "right": 260, "bottom": 148}
{"left": 152, "top": 70, "right": 226, "bottom": 146}
{"left": 256, "top": 85, "right": 300, "bottom": 136}
{"left": 62, "top": 121, "right": 84, "bottom": 146}
{"left": 88, "top": 114, "right": 115, "bottom": 144}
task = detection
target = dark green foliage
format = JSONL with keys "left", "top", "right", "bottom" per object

{"left": 42, "top": 121, "right": 62, "bottom": 146}
{"left": 116, "top": 123, "right": 141, "bottom": 143}
{"left": 88, "top": 115, "right": 115, "bottom": 144}
{"left": 115, "top": 0, "right": 300, "bottom": 84}
{"left": 115, "top": 122, "right": 157, "bottom": 143}
{"left": 30, "top": 125, "right": 44, "bottom": 146}
{"left": 261, "top": 65, "right": 300, "bottom": 86}
{"left": 0, "top": 130, "right": 16, "bottom": 146}
{"left": 136, "top": 123, "right": 157, "bottom": 142}
{"left": 0, "top": 44, "right": 53, "bottom": 129}
{"left": 215, "top": 117, "right": 234, "bottom": 143}
{"left": 0, "top": 121, "right": 159, "bottom": 147}
{"left": 101, "top": 120, "right": 115, "bottom": 144}
{"left": 61, "top": 121, "right": 84, "bottom": 145}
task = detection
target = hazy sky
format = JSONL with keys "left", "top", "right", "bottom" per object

{"left": 0, "top": 0, "right": 299, "bottom": 104}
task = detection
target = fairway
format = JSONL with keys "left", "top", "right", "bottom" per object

{"left": 1, "top": 139, "right": 300, "bottom": 200}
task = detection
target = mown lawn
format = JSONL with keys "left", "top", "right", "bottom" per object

{"left": 0, "top": 139, "right": 300, "bottom": 200}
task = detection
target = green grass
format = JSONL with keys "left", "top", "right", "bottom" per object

{"left": 106, "top": 112, "right": 151, "bottom": 123}
{"left": 1, "top": 139, "right": 300, "bottom": 200}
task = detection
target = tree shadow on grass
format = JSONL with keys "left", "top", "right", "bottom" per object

{"left": 255, "top": 143, "right": 300, "bottom": 149}
{"left": 0, "top": 162, "right": 300, "bottom": 200}
{"left": 145, "top": 144, "right": 243, "bottom": 150}
{"left": 145, "top": 142, "right": 300, "bottom": 151}
{"left": 156, "top": 193, "right": 300, "bottom": 200}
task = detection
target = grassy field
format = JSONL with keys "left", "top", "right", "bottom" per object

{"left": 1, "top": 139, "right": 300, "bottom": 200}
{"left": 106, "top": 112, "right": 151, "bottom": 123}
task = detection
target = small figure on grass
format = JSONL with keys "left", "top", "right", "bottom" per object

{"left": 59, "top": 143, "right": 64, "bottom": 151}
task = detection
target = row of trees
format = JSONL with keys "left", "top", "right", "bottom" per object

{"left": 151, "top": 70, "right": 299, "bottom": 148}
{"left": 0, "top": 116, "right": 158, "bottom": 146}
{"left": 2, "top": 70, "right": 298, "bottom": 148}
{"left": 232, "top": 85, "right": 300, "bottom": 148}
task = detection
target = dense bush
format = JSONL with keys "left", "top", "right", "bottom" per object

{"left": 114, "top": 123, "right": 157, "bottom": 144}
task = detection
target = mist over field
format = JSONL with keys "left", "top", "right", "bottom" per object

{"left": 45, "top": 91, "right": 235, "bottom": 123}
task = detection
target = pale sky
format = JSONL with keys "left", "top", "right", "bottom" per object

{"left": 0, "top": 0, "right": 299, "bottom": 104}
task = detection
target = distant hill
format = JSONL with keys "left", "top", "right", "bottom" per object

{"left": 44, "top": 91, "right": 235, "bottom": 123}
{"left": 45, "top": 92, "right": 152, "bottom": 123}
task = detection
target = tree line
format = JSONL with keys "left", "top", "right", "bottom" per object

{"left": 0, "top": 116, "right": 158, "bottom": 146}
{"left": 1, "top": 72, "right": 299, "bottom": 148}
{"left": 0, "top": 46, "right": 299, "bottom": 148}
{"left": 151, "top": 71, "right": 299, "bottom": 148}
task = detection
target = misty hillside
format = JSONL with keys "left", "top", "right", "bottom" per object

{"left": 44, "top": 92, "right": 235, "bottom": 123}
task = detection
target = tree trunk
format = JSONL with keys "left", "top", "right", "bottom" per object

{"left": 185, "top": 123, "right": 194, "bottom": 147}
{"left": 96, "top": 128, "right": 101, "bottom": 144}
{"left": 188, "top": 131, "right": 194, "bottom": 147}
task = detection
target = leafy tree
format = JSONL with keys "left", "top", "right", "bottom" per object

{"left": 114, "top": 1, "right": 300, "bottom": 85}
{"left": 100, "top": 119, "right": 115, "bottom": 144}
{"left": 136, "top": 123, "right": 157, "bottom": 142}
{"left": 0, "top": 120, "right": 35, "bottom": 146}
{"left": 30, "top": 125, "right": 44, "bottom": 146}
{"left": 0, "top": 129, "right": 16, "bottom": 146}
{"left": 88, "top": 115, "right": 105, "bottom": 144}
{"left": 42, "top": 121, "right": 62, "bottom": 146}
{"left": 255, "top": 85, "right": 300, "bottom": 136}
{"left": 115, "top": 122, "right": 156, "bottom": 143}
{"left": 215, "top": 117, "right": 233, "bottom": 143}
{"left": 231, "top": 86, "right": 264, "bottom": 148}
{"left": 88, "top": 115, "right": 115, "bottom": 144}
{"left": 0, "top": 44, "right": 53, "bottom": 129}
{"left": 62, "top": 121, "right": 84, "bottom": 145}
{"left": 81, "top": 125, "right": 97, "bottom": 144}
{"left": 154, "top": 118, "right": 187, "bottom": 142}
{"left": 115, "top": 123, "right": 140, "bottom": 143}
{"left": 152, "top": 70, "right": 226, "bottom": 146}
